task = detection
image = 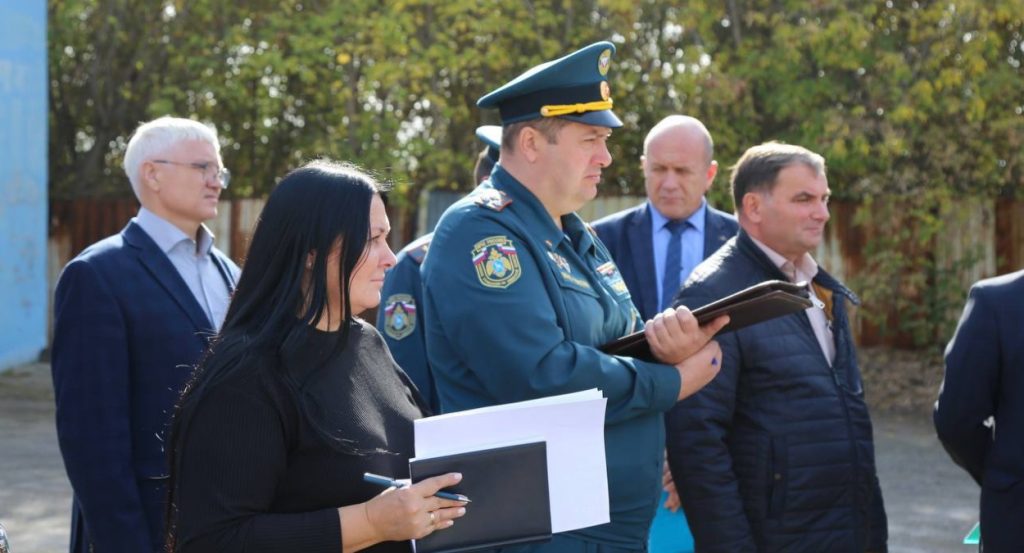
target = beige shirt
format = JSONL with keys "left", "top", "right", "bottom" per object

{"left": 749, "top": 236, "right": 836, "bottom": 366}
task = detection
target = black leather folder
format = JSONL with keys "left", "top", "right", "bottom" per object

{"left": 410, "top": 441, "right": 551, "bottom": 553}
{"left": 600, "top": 280, "right": 813, "bottom": 362}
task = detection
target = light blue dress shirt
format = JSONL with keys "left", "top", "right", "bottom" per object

{"left": 135, "top": 208, "right": 231, "bottom": 329}
{"left": 649, "top": 199, "right": 706, "bottom": 311}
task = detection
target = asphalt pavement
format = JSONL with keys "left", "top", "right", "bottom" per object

{"left": 0, "top": 363, "right": 979, "bottom": 553}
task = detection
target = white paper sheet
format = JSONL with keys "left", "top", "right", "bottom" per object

{"left": 414, "top": 389, "right": 609, "bottom": 533}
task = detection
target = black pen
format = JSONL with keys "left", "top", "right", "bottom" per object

{"left": 363, "top": 472, "right": 471, "bottom": 503}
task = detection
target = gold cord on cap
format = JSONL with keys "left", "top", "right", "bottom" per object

{"left": 539, "top": 98, "right": 614, "bottom": 117}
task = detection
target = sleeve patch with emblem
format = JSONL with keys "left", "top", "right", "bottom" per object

{"left": 471, "top": 236, "right": 522, "bottom": 288}
{"left": 383, "top": 294, "right": 416, "bottom": 339}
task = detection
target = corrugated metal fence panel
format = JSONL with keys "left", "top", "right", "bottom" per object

{"left": 996, "top": 199, "right": 1024, "bottom": 274}
{"left": 49, "top": 198, "right": 138, "bottom": 258}
{"left": 208, "top": 203, "right": 233, "bottom": 255}
{"left": 46, "top": 231, "right": 71, "bottom": 345}
{"left": 47, "top": 198, "right": 139, "bottom": 347}
{"left": 424, "top": 190, "right": 463, "bottom": 236}
{"left": 579, "top": 195, "right": 647, "bottom": 222}
{"left": 46, "top": 196, "right": 1023, "bottom": 347}
{"left": 413, "top": 193, "right": 649, "bottom": 239}
{"left": 816, "top": 200, "right": 852, "bottom": 285}
{"left": 229, "top": 197, "right": 265, "bottom": 264}
{"left": 937, "top": 198, "right": 998, "bottom": 289}
{"left": 934, "top": 199, "right": 998, "bottom": 342}
{"left": 822, "top": 201, "right": 873, "bottom": 342}
{"left": 49, "top": 198, "right": 244, "bottom": 260}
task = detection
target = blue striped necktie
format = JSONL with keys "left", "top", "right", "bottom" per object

{"left": 661, "top": 219, "right": 688, "bottom": 311}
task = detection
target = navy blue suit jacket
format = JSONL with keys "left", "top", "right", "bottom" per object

{"left": 592, "top": 202, "right": 738, "bottom": 321}
{"left": 51, "top": 220, "right": 239, "bottom": 552}
{"left": 935, "top": 269, "right": 1024, "bottom": 552}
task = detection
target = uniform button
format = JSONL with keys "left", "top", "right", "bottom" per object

{"left": 774, "top": 473, "right": 782, "bottom": 481}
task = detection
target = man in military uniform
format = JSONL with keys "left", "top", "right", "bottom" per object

{"left": 378, "top": 125, "right": 501, "bottom": 412}
{"left": 421, "top": 42, "right": 728, "bottom": 552}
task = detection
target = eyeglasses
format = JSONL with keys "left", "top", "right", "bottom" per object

{"left": 152, "top": 159, "right": 231, "bottom": 189}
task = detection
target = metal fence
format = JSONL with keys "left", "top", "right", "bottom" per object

{"left": 47, "top": 195, "right": 1024, "bottom": 347}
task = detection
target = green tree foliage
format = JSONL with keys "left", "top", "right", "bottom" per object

{"left": 612, "top": 0, "right": 1024, "bottom": 345}
{"left": 49, "top": 0, "right": 182, "bottom": 196}
{"left": 624, "top": 0, "right": 1023, "bottom": 199}
{"left": 49, "top": 0, "right": 638, "bottom": 204}
{"left": 50, "top": 0, "right": 1023, "bottom": 199}
{"left": 49, "top": 0, "right": 1023, "bottom": 343}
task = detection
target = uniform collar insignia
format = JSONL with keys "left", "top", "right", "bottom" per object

{"left": 473, "top": 188, "right": 513, "bottom": 212}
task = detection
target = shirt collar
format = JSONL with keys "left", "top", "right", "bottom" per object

{"left": 748, "top": 234, "right": 819, "bottom": 281}
{"left": 136, "top": 207, "right": 215, "bottom": 256}
{"left": 648, "top": 198, "right": 707, "bottom": 231}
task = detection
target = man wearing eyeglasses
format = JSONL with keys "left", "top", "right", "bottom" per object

{"left": 51, "top": 116, "right": 240, "bottom": 553}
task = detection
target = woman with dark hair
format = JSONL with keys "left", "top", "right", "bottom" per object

{"left": 165, "top": 160, "right": 466, "bottom": 552}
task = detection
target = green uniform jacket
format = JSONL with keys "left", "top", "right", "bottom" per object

{"left": 377, "top": 232, "right": 439, "bottom": 412}
{"left": 421, "top": 165, "right": 681, "bottom": 549}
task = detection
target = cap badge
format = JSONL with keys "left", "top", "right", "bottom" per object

{"left": 598, "top": 49, "right": 612, "bottom": 75}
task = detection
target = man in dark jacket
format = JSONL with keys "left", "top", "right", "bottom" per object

{"left": 52, "top": 116, "right": 239, "bottom": 552}
{"left": 592, "top": 115, "right": 737, "bottom": 322}
{"left": 667, "top": 142, "right": 888, "bottom": 552}
{"left": 592, "top": 115, "right": 737, "bottom": 552}
{"left": 935, "top": 269, "right": 1024, "bottom": 552}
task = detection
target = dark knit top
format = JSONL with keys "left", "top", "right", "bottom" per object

{"left": 172, "top": 319, "right": 427, "bottom": 553}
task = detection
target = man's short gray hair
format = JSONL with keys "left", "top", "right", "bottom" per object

{"left": 123, "top": 116, "right": 221, "bottom": 199}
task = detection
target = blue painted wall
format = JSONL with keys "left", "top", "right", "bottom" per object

{"left": 0, "top": 1, "right": 48, "bottom": 370}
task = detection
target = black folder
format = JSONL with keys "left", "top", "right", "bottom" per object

{"left": 410, "top": 441, "right": 551, "bottom": 553}
{"left": 601, "top": 280, "right": 813, "bottom": 362}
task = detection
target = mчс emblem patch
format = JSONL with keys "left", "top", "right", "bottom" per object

{"left": 471, "top": 236, "right": 522, "bottom": 288}
{"left": 598, "top": 48, "right": 612, "bottom": 75}
{"left": 383, "top": 294, "right": 416, "bottom": 339}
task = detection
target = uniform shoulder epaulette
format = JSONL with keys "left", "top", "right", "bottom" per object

{"left": 473, "top": 189, "right": 513, "bottom": 212}
{"left": 404, "top": 234, "right": 433, "bottom": 265}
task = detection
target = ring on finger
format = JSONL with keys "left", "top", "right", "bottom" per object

{"left": 429, "top": 511, "right": 436, "bottom": 524}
